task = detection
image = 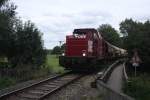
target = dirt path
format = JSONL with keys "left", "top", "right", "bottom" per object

{"left": 107, "top": 64, "right": 124, "bottom": 92}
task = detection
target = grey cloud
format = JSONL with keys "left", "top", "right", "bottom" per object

{"left": 36, "top": 10, "right": 114, "bottom": 48}
{"left": 13, "top": 0, "right": 150, "bottom": 49}
{"left": 80, "top": 11, "right": 112, "bottom": 18}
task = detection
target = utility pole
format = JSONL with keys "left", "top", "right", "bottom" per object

{"left": 59, "top": 41, "right": 63, "bottom": 47}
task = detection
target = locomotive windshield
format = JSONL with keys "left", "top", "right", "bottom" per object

{"left": 73, "top": 29, "right": 86, "bottom": 34}
{"left": 73, "top": 29, "right": 86, "bottom": 38}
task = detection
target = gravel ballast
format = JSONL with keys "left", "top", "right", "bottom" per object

{"left": 45, "top": 74, "right": 102, "bottom": 100}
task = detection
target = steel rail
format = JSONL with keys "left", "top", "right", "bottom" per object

{"left": 38, "top": 74, "right": 84, "bottom": 100}
{"left": 0, "top": 71, "right": 72, "bottom": 99}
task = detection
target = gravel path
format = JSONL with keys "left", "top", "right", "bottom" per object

{"left": 107, "top": 64, "right": 124, "bottom": 92}
{"left": 45, "top": 74, "right": 102, "bottom": 100}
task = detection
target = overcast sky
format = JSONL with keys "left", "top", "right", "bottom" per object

{"left": 13, "top": 0, "right": 150, "bottom": 49}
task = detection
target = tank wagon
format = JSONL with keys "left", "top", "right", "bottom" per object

{"left": 59, "top": 28, "right": 127, "bottom": 71}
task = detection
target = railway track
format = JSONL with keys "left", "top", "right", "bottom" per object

{"left": 0, "top": 72, "right": 84, "bottom": 100}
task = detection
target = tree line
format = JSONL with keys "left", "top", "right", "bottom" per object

{"left": 0, "top": 0, "right": 46, "bottom": 68}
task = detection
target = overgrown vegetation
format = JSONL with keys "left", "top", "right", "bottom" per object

{"left": 123, "top": 62, "right": 150, "bottom": 99}
{"left": 123, "top": 73, "right": 150, "bottom": 100}
{"left": 0, "top": 54, "right": 64, "bottom": 89}
{"left": 0, "top": 76, "right": 16, "bottom": 89}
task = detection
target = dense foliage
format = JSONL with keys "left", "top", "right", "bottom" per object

{"left": 124, "top": 73, "right": 150, "bottom": 100}
{"left": 97, "top": 24, "right": 122, "bottom": 47}
{"left": 120, "top": 19, "right": 150, "bottom": 64}
{"left": 0, "top": 0, "right": 16, "bottom": 57}
{"left": 0, "top": 0, "right": 46, "bottom": 68}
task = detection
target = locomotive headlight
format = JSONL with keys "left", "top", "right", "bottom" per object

{"left": 82, "top": 53, "right": 86, "bottom": 56}
{"left": 62, "top": 53, "right": 65, "bottom": 56}
{"left": 82, "top": 50, "right": 86, "bottom": 56}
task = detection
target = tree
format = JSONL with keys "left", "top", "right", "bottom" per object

{"left": 0, "top": 0, "right": 16, "bottom": 57}
{"left": 97, "top": 24, "right": 122, "bottom": 47}
{"left": 51, "top": 46, "right": 61, "bottom": 54}
{"left": 51, "top": 43, "right": 66, "bottom": 55}
{"left": 0, "top": 0, "right": 46, "bottom": 68}
{"left": 60, "top": 43, "right": 66, "bottom": 51}
{"left": 0, "top": 0, "right": 8, "bottom": 7}
{"left": 8, "top": 20, "right": 46, "bottom": 67}
{"left": 120, "top": 19, "right": 150, "bottom": 64}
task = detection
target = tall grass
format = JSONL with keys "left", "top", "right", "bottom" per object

{"left": 123, "top": 73, "right": 150, "bottom": 100}
{"left": 45, "top": 55, "right": 64, "bottom": 74}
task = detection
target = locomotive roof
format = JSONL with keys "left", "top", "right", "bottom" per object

{"left": 73, "top": 28, "right": 97, "bottom": 34}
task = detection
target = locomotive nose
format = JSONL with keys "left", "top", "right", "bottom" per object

{"left": 65, "top": 35, "right": 88, "bottom": 57}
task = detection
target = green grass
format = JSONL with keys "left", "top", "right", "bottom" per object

{"left": 123, "top": 73, "right": 150, "bottom": 100}
{"left": 46, "top": 54, "right": 64, "bottom": 73}
{"left": 0, "top": 77, "right": 16, "bottom": 89}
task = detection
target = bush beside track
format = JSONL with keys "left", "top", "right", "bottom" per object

{"left": 0, "top": 55, "right": 64, "bottom": 90}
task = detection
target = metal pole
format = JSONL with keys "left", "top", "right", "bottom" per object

{"left": 135, "top": 66, "right": 136, "bottom": 77}
{"left": 59, "top": 41, "right": 62, "bottom": 47}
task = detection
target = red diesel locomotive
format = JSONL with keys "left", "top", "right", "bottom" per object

{"left": 59, "top": 28, "right": 126, "bottom": 71}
